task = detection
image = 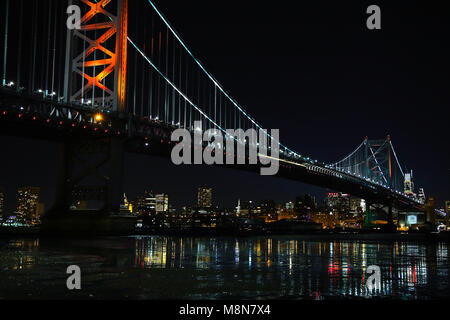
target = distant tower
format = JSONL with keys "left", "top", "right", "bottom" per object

{"left": 404, "top": 171, "right": 415, "bottom": 197}
{"left": 15, "top": 187, "right": 40, "bottom": 224}
{"left": 122, "top": 193, "right": 133, "bottom": 214}
{"left": 198, "top": 186, "right": 212, "bottom": 208}
{"left": 236, "top": 199, "right": 241, "bottom": 215}
{"left": 417, "top": 188, "right": 426, "bottom": 204}
{"left": 156, "top": 194, "right": 169, "bottom": 214}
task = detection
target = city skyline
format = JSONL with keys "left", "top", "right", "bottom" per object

{"left": 1, "top": 1, "right": 448, "bottom": 218}
{"left": 0, "top": 181, "right": 446, "bottom": 218}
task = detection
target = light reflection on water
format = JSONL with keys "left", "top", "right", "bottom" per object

{"left": 133, "top": 237, "right": 450, "bottom": 299}
{"left": 0, "top": 236, "right": 449, "bottom": 299}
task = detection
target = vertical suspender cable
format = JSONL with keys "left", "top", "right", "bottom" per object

{"left": 185, "top": 54, "right": 189, "bottom": 129}
{"left": 30, "top": 1, "right": 37, "bottom": 93}
{"left": 141, "top": 21, "right": 146, "bottom": 116}
{"left": 172, "top": 36, "right": 175, "bottom": 124}
{"left": 149, "top": 31, "right": 154, "bottom": 118}
{"left": 92, "top": 23, "right": 97, "bottom": 107}
{"left": 164, "top": 28, "right": 168, "bottom": 122}
{"left": 214, "top": 86, "right": 217, "bottom": 130}
{"left": 81, "top": 29, "right": 86, "bottom": 103}
{"left": 179, "top": 44, "right": 182, "bottom": 126}
{"left": 157, "top": 31, "right": 161, "bottom": 119}
{"left": 17, "top": 0, "right": 24, "bottom": 91}
{"left": 219, "top": 92, "right": 222, "bottom": 129}
{"left": 133, "top": 45, "right": 137, "bottom": 114}
{"left": 45, "top": 0, "right": 52, "bottom": 96}
{"left": 51, "top": 0, "right": 57, "bottom": 99}
{"left": 2, "top": 0, "right": 10, "bottom": 86}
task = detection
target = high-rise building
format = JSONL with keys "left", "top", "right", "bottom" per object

{"left": 198, "top": 186, "right": 212, "bottom": 208}
{"left": 15, "top": 187, "right": 41, "bottom": 224}
{"left": 156, "top": 193, "right": 169, "bottom": 214}
{"left": 325, "top": 193, "right": 350, "bottom": 212}
{"left": 261, "top": 200, "right": 276, "bottom": 214}
{"left": 349, "top": 198, "right": 364, "bottom": 215}
{"left": 133, "top": 191, "right": 156, "bottom": 216}
{"left": 285, "top": 201, "right": 295, "bottom": 210}
{"left": 0, "top": 187, "right": 4, "bottom": 216}
{"left": 295, "top": 194, "right": 317, "bottom": 220}
{"left": 120, "top": 193, "right": 133, "bottom": 214}
{"left": 240, "top": 200, "right": 256, "bottom": 217}
{"left": 404, "top": 171, "right": 415, "bottom": 197}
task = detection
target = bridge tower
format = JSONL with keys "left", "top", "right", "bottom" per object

{"left": 43, "top": 0, "right": 133, "bottom": 235}
{"left": 64, "top": 0, "right": 128, "bottom": 111}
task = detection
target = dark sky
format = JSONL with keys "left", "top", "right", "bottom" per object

{"left": 1, "top": 0, "right": 449, "bottom": 214}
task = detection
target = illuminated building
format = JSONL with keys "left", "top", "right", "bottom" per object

{"left": 295, "top": 194, "right": 317, "bottom": 220}
{"left": 15, "top": 187, "right": 41, "bottom": 224}
{"left": 120, "top": 193, "right": 133, "bottom": 215}
{"left": 198, "top": 186, "right": 212, "bottom": 208}
{"left": 349, "top": 198, "right": 364, "bottom": 215}
{"left": 123, "top": 193, "right": 133, "bottom": 213}
{"left": 181, "top": 206, "right": 193, "bottom": 217}
{"left": 285, "top": 201, "right": 294, "bottom": 210}
{"left": 404, "top": 171, "right": 415, "bottom": 197}
{"left": 325, "top": 193, "right": 350, "bottom": 212}
{"left": 156, "top": 193, "right": 169, "bottom": 214}
{"left": 0, "top": 187, "right": 4, "bottom": 216}
{"left": 261, "top": 200, "right": 276, "bottom": 220}
{"left": 240, "top": 200, "right": 256, "bottom": 217}
{"left": 133, "top": 191, "right": 156, "bottom": 216}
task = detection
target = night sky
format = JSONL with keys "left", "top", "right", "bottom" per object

{"left": 0, "top": 0, "right": 449, "bottom": 214}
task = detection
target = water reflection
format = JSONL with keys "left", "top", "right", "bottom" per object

{"left": 0, "top": 239, "right": 39, "bottom": 271}
{"left": 0, "top": 237, "right": 449, "bottom": 299}
{"left": 134, "top": 237, "right": 450, "bottom": 299}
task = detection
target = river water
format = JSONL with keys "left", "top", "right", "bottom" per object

{"left": 0, "top": 236, "right": 449, "bottom": 300}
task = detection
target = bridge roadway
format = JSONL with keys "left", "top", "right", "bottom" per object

{"left": 0, "top": 87, "right": 424, "bottom": 212}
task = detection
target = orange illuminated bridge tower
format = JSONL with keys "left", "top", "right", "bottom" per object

{"left": 64, "top": 0, "right": 128, "bottom": 111}
{"left": 43, "top": 0, "right": 133, "bottom": 236}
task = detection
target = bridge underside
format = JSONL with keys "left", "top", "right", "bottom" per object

{"left": 0, "top": 89, "right": 422, "bottom": 219}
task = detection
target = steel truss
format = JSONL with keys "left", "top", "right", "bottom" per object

{"left": 66, "top": 0, "right": 128, "bottom": 111}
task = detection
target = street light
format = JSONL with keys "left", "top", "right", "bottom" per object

{"left": 94, "top": 113, "right": 104, "bottom": 122}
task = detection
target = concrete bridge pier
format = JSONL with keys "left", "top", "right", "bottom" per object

{"left": 41, "top": 137, "right": 136, "bottom": 236}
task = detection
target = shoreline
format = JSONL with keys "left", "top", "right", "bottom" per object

{"left": 1, "top": 226, "right": 449, "bottom": 242}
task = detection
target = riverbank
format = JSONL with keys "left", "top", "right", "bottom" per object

{"left": 1, "top": 226, "right": 450, "bottom": 242}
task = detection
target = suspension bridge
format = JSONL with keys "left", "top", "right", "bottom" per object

{"left": 0, "top": 0, "right": 429, "bottom": 234}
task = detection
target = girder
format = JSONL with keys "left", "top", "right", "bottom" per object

{"left": 65, "top": 0, "right": 128, "bottom": 111}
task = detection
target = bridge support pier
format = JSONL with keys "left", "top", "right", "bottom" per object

{"left": 364, "top": 200, "right": 397, "bottom": 231}
{"left": 41, "top": 138, "right": 136, "bottom": 236}
{"left": 364, "top": 201, "right": 374, "bottom": 227}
